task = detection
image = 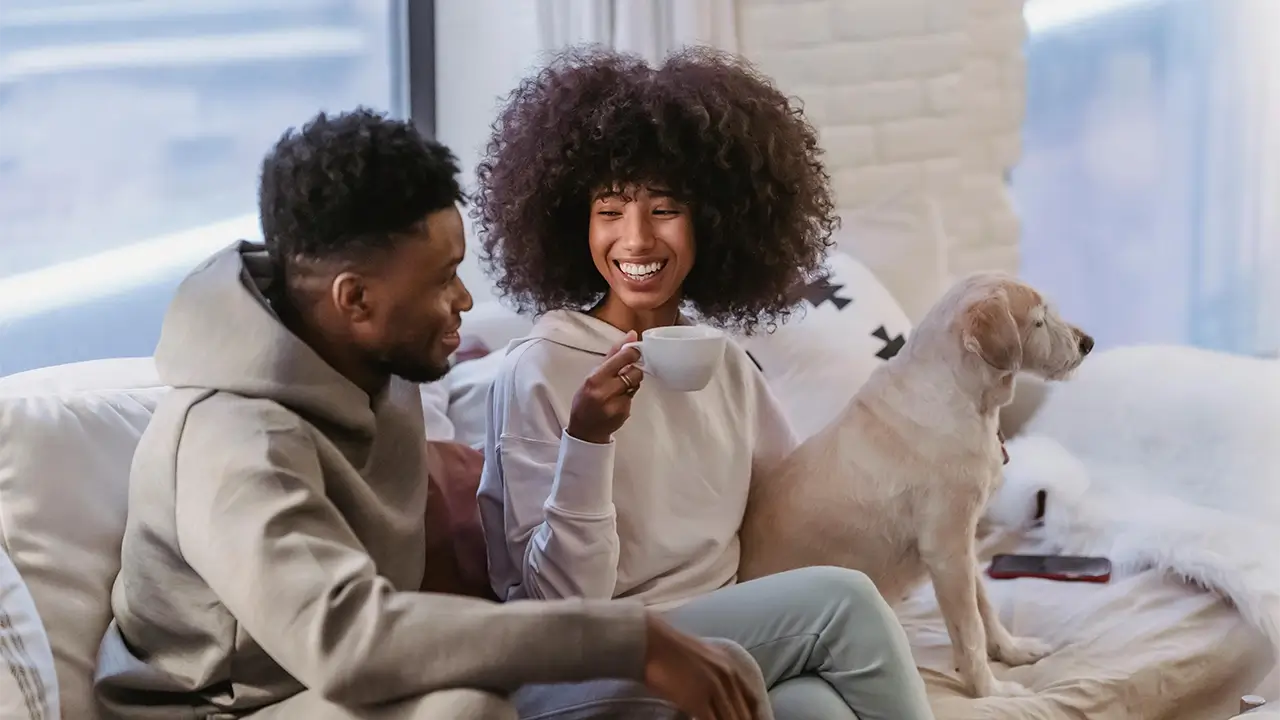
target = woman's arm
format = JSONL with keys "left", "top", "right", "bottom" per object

{"left": 478, "top": 346, "right": 623, "bottom": 602}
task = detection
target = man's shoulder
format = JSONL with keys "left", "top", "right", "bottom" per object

{"left": 162, "top": 388, "right": 305, "bottom": 429}
{"left": 151, "top": 389, "right": 315, "bottom": 463}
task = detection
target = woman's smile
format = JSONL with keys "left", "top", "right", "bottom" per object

{"left": 614, "top": 258, "right": 670, "bottom": 287}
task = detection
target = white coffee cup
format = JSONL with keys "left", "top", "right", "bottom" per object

{"left": 622, "top": 325, "right": 727, "bottom": 392}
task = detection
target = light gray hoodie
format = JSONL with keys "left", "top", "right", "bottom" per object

{"left": 94, "top": 242, "right": 646, "bottom": 718}
{"left": 479, "top": 310, "right": 798, "bottom": 611}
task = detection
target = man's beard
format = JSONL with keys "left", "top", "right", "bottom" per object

{"left": 374, "top": 344, "right": 451, "bottom": 385}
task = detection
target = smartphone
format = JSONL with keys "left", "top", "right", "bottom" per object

{"left": 987, "top": 553, "right": 1112, "bottom": 583}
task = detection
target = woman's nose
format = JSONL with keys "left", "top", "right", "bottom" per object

{"left": 620, "top": 214, "right": 656, "bottom": 251}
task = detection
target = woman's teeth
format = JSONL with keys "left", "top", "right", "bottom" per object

{"left": 619, "top": 261, "right": 665, "bottom": 280}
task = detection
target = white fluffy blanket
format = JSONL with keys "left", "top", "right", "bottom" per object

{"left": 987, "top": 344, "right": 1280, "bottom": 671}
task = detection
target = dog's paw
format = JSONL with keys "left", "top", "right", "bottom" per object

{"left": 994, "top": 636, "right": 1053, "bottom": 667}
{"left": 987, "top": 678, "right": 1035, "bottom": 698}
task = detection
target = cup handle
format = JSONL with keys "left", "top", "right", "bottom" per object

{"left": 619, "top": 340, "right": 651, "bottom": 374}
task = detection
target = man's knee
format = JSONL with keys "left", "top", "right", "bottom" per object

{"left": 400, "top": 688, "right": 516, "bottom": 720}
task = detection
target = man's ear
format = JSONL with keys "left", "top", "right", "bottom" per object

{"left": 961, "top": 290, "right": 1023, "bottom": 372}
{"left": 331, "top": 271, "right": 372, "bottom": 322}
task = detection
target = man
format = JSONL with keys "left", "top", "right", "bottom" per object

{"left": 94, "top": 108, "right": 764, "bottom": 720}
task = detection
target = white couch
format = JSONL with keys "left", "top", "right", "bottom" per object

{"left": 0, "top": 247, "right": 918, "bottom": 719}
{"left": 0, "top": 267, "right": 1272, "bottom": 719}
{"left": 0, "top": 358, "right": 166, "bottom": 719}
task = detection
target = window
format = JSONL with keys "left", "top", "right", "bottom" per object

{"left": 0, "top": 0, "right": 413, "bottom": 375}
{"left": 1017, "top": 0, "right": 1280, "bottom": 356}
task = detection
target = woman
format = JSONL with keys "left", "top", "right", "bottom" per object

{"left": 474, "top": 46, "right": 935, "bottom": 720}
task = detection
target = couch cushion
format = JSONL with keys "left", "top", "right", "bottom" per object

{"left": 444, "top": 351, "right": 507, "bottom": 450}
{"left": 0, "top": 358, "right": 164, "bottom": 720}
{"left": 420, "top": 381, "right": 456, "bottom": 442}
{"left": 443, "top": 300, "right": 534, "bottom": 450}
{"left": 0, "top": 543, "right": 59, "bottom": 719}
{"left": 740, "top": 251, "right": 912, "bottom": 441}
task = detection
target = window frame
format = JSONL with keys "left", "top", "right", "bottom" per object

{"left": 405, "top": 0, "right": 436, "bottom": 139}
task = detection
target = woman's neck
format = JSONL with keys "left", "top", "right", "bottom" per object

{"left": 591, "top": 293, "right": 682, "bottom": 335}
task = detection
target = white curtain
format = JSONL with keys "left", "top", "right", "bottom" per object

{"left": 1016, "top": 0, "right": 1280, "bottom": 356}
{"left": 1193, "top": 0, "right": 1280, "bottom": 356}
{"left": 536, "top": 0, "right": 738, "bottom": 62}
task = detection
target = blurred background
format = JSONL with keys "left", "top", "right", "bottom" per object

{"left": 2, "top": 0, "right": 1277, "bottom": 375}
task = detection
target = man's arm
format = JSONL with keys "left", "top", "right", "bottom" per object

{"left": 173, "top": 400, "right": 646, "bottom": 706}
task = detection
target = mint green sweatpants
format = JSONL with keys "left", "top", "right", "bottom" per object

{"left": 664, "top": 566, "right": 935, "bottom": 720}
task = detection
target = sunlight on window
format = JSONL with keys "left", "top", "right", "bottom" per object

{"left": 0, "top": 0, "right": 402, "bottom": 374}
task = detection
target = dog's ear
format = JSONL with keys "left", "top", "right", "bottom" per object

{"left": 962, "top": 290, "right": 1023, "bottom": 372}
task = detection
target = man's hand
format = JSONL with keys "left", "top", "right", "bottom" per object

{"left": 642, "top": 614, "right": 763, "bottom": 720}
{"left": 566, "top": 331, "right": 644, "bottom": 445}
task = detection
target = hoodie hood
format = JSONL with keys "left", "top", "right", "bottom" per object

{"left": 154, "top": 241, "right": 375, "bottom": 434}
{"left": 509, "top": 309, "right": 692, "bottom": 357}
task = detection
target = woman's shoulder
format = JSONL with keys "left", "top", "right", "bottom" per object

{"left": 494, "top": 338, "right": 568, "bottom": 394}
{"left": 720, "top": 337, "right": 768, "bottom": 388}
{"left": 494, "top": 314, "right": 597, "bottom": 400}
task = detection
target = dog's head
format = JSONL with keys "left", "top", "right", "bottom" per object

{"left": 950, "top": 272, "right": 1092, "bottom": 381}
{"left": 912, "top": 272, "right": 1091, "bottom": 395}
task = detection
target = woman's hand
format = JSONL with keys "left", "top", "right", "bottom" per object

{"left": 566, "top": 331, "right": 643, "bottom": 445}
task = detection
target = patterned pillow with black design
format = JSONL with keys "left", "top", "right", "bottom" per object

{"left": 739, "top": 250, "right": 912, "bottom": 442}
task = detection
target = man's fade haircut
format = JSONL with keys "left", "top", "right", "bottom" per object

{"left": 259, "top": 107, "right": 464, "bottom": 277}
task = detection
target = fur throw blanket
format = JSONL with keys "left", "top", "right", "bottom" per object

{"left": 986, "top": 344, "right": 1280, "bottom": 665}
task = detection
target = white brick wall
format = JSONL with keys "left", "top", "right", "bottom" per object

{"left": 740, "top": 0, "right": 1027, "bottom": 319}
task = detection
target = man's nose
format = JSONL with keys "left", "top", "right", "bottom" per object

{"left": 456, "top": 278, "right": 474, "bottom": 313}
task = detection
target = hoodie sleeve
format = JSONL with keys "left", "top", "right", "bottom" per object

{"left": 478, "top": 344, "right": 623, "bottom": 602}
{"left": 174, "top": 398, "right": 645, "bottom": 706}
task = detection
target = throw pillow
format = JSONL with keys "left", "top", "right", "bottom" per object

{"left": 0, "top": 545, "right": 59, "bottom": 719}
{"left": 0, "top": 362, "right": 163, "bottom": 720}
{"left": 740, "top": 251, "right": 912, "bottom": 442}
{"left": 421, "top": 441, "right": 496, "bottom": 601}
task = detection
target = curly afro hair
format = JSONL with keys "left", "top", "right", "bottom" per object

{"left": 473, "top": 46, "right": 837, "bottom": 334}
{"left": 259, "top": 107, "right": 464, "bottom": 273}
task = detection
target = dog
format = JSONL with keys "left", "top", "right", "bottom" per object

{"left": 739, "top": 271, "right": 1093, "bottom": 698}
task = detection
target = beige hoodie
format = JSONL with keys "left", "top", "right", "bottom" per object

{"left": 94, "top": 242, "right": 646, "bottom": 718}
{"left": 479, "top": 310, "right": 798, "bottom": 611}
